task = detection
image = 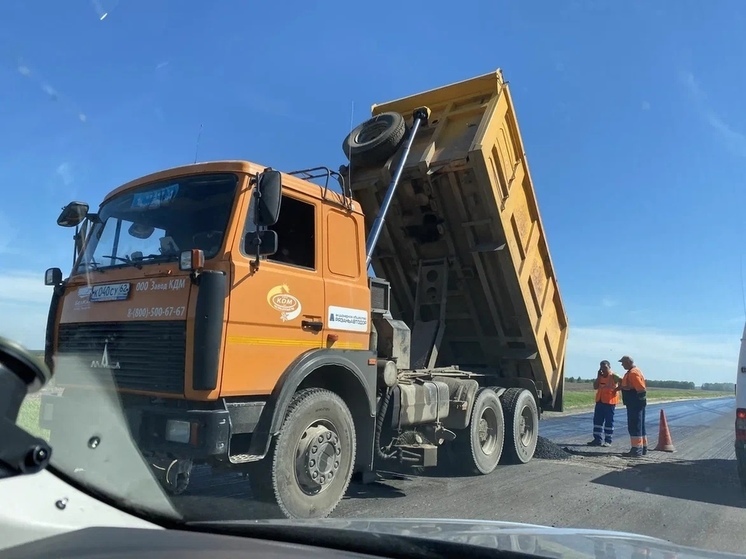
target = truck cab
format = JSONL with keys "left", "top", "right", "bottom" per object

{"left": 42, "top": 162, "right": 379, "bottom": 510}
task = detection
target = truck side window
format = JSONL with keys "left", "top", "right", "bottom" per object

{"left": 267, "top": 196, "right": 315, "bottom": 270}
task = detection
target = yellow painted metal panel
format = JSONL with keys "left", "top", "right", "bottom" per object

{"left": 350, "top": 70, "right": 567, "bottom": 409}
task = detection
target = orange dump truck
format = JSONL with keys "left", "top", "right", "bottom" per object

{"left": 41, "top": 69, "right": 567, "bottom": 519}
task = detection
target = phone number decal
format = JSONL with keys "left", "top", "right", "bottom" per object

{"left": 127, "top": 306, "right": 186, "bottom": 319}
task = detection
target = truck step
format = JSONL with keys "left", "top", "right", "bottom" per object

{"left": 229, "top": 453, "right": 261, "bottom": 464}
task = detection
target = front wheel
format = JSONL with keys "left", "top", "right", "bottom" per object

{"left": 152, "top": 458, "right": 192, "bottom": 495}
{"left": 254, "top": 388, "right": 357, "bottom": 519}
{"left": 500, "top": 388, "right": 539, "bottom": 464}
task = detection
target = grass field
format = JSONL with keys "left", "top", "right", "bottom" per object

{"left": 15, "top": 381, "right": 734, "bottom": 438}
{"left": 16, "top": 395, "right": 50, "bottom": 440}
{"left": 562, "top": 381, "right": 733, "bottom": 410}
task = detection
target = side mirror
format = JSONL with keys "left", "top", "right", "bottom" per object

{"left": 44, "top": 268, "right": 62, "bottom": 286}
{"left": 244, "top": 230, "right": 278, "bottom": 257}
{"left": 255, "top": 170, "right": 282, "bottom": 227}
{"left": 57, "top": 201, "right": 89, "bottom": 228}
{"left": 0, "top": 336, "right": 53, "bottom": 477}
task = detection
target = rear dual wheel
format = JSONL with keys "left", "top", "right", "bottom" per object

{"left": 449, "top": 388, "right": 505, "bottom": 475}
{"left": 500, "top": 388, "right": 539, "bottom": 464}
{"left": 446, "top": 387, "right": 539, "bottom": 471}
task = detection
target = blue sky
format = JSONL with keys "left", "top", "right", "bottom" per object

{"left": 1, "top": 0, "right": 744, "bottom": 383}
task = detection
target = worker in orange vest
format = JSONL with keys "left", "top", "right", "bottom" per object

{"left": 587, "top": 360, "right": 621, "bottom": 447}
{"left": 616, "top": 355, "right": 648, "bottom": 457}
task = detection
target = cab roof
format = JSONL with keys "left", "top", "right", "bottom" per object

{"left": 102, "top": 159, "right": 360, "bottom": 213}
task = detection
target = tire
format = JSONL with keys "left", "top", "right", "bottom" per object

{"left": 253, "top": 388, "right": 356, "bottom": 519}
{"left": 739, "top": 461, "right": 746, "bottom": 492}
{"left": 737, "top": 447, "right": 746, "bottom": 491}
{"left": 151, "top": 458, "right": 192, "bottom": 496}
{"left": 163, "top": 459, "right": 192, "bottom": 495}
{"left": 450, "top": 388, "right": 505, "bottom": 475}
{"left": 342, "top": 112, "right": 406, "bottom": 166}
{"left": 500, "top": 388, "right": 539, "bottom": 464}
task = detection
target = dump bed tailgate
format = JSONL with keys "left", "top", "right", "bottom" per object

{"left": 347, "top": 70, "right": 567, "bottom": 410}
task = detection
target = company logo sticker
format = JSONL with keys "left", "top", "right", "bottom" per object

{"left": 73, "top": 298, "right": 91, "bottom": 311}
{"left": 267, "top": 284, "right": 302, "bottom": 322}
{"left": 90, "top": 342, "right": 121, "bottom": 370}
{"left": 328, "top": 306, "right": 368, "bottom": 332}
{"left": 73, "top": 286, "right": 93, "bottom": 312}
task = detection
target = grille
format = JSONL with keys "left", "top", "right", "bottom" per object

{"left": 57, "top": 321, "right": 187, "bottom": 394}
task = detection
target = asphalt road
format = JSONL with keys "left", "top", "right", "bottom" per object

{"left": 175, "top": 396, "right": 745, "bottom": 555}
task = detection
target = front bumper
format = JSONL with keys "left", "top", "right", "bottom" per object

{"left": 40, "top": 392, "right": 231, "bottom": 460}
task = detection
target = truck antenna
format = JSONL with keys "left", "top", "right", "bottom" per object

{"left": 193, "top": 123, "right": 203, "bottom": 164}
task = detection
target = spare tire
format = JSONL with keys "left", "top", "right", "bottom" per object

{"left": 342, "top": 112, "right": 406, "bottom": 167}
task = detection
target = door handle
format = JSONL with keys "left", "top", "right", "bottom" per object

{"left": 302, "top": 320, "right": 323, "bottom": 333}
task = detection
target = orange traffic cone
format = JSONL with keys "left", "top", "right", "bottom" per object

{"left": 654, "top": 409, "right": 675, "bottom": 452}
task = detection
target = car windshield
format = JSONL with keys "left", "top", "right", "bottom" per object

{"left": 7, "top": 3, "right": 746, "bottom": 558}
{"left": 77, "top": 173, "right": 239, "bottom": 272}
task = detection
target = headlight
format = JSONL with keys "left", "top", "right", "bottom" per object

{"left": 165, "top": 420, "right": 191, "bottom": 444}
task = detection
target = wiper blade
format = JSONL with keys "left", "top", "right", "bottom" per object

{"left": 81, "top": 259, "right": 105, "bottom": 272}
{"left": 101, "top": 255, "right": 130, "bottom": 263}
{"left": 98, "top": 253, "right": 178, "bottom": 269}
{"left": 101, "top": 254, "right": 143, "bottom": 270}
{"left": 136, "top": 253, "right": 179, "bottom": 262}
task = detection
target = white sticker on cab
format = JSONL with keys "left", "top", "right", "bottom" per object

{"left": 327, "top": 306, "right": 368, "bottom": 332}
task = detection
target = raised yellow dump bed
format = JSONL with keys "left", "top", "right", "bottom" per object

{"left": 347, "top": 70, "right": 567, "bottom": 411}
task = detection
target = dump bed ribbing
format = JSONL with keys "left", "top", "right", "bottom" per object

{"left": 347, "top": 70, "right": 567, "bottom": 411}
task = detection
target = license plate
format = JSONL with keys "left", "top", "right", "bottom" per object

{"left": 90, "top": 282, "right": 131, "bottom": 302}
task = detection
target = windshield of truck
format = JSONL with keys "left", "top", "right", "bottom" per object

{"left": 5, "top": 2, "right": 746, "bottom": 558}
{"left": 77, "top": 173, "right": 238, "bottom": 272}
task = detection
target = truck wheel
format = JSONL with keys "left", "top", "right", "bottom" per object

{"left": 737, "top": 450, "right": 746, "bottom": 491}
{"left": 500, "top": 388, "right": 539, "bottom": 464}
{"left": 151, "top": 458, "right": 192, "bottom": 496}
{"left": 342, "top": 112, "right": 406, "bottom": 166}
{"left": 468, "top": 388, "right": 505, "bottom": 474}
{"left": 448, "top": 388, "right": 504, "bottom": 475}
{"left": 164, "top": 459, "right": 192, "bottom": 495}
{"left": 261, "top": 388, "right": 356, "bottom": 519}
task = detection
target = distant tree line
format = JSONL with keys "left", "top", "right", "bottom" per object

{"left": 566, "top": 377, "right": 696, "bottom": 389}
{"left": 701, "top": 382, "right": 735, "bottom": 392}
{"left": 646, "top": 380, "right": 696, "bottom": 389}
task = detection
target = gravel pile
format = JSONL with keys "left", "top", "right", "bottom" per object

{"left": 534, "top": 436, "right": 572, "bottom": 460}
